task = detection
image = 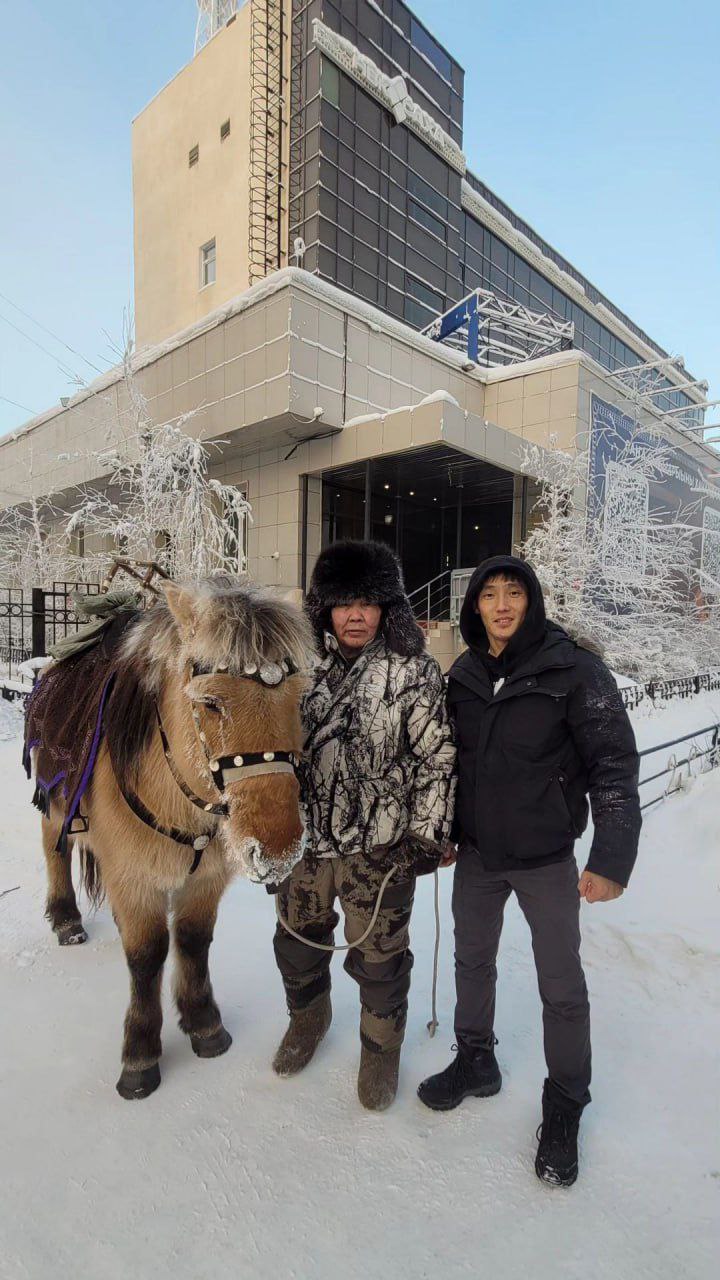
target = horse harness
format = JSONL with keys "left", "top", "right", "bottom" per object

{"left": 112, "top": 658, "right": 301, "bottom": 875}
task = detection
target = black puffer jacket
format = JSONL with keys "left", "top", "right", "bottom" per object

{"left": 448, "top": 556, "right": 641, "bottom": 886}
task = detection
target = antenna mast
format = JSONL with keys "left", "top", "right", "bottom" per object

{"left": 194, "top": 1, "right": 238, "bottom": 54}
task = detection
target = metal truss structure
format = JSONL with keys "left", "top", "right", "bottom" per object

{"left": 423, "top": 288, "right": 574, "bottom": 367}
{"left": 248, "top": 0, "right": 287, "bottom": 282}
{"left": 194, "top": 1, "right": 239, "bottom": 54}
{"left": 605, "top": 356, "right": 719, "bottom": 445}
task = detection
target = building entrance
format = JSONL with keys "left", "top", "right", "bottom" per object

{"left": 318, "top": 445, "right": 516, "bottom": 599}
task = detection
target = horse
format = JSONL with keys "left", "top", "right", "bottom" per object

{"left": 29, "top": 577, "right": 315, "bottom": 1100}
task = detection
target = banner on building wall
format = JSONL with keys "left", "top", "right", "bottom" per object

{"left": 588, "top": 394, "right": 720, "bottom": 588}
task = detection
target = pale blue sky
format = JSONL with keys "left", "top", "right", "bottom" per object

{"left": 0, "top": 0, "right": 718, "bottom": 438}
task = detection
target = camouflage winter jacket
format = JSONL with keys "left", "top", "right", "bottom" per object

{"left": 299, "top": 633, "right": 456, "bottom": 860}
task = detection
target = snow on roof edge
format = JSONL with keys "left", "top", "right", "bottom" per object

{"left": 0, "top": 269, "right": 487, "bottom": 451}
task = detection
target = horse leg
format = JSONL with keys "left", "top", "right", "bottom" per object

{"left": 173, "top": 873, "right": 232, "bottom": 1059}
{"left": 42, "top": 817, "right": 87, "bottom": 946}
{"left": 113, "top": 888, "right": 169, "bottom": 1100}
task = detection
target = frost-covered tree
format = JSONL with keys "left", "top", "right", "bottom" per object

{"left": 519, "top": 430, "right": 720, "bottom": 680}
{"left": 65, "top": 339, "right": 251, "bottom": 581}
{"left": 0, "top": 453, "right": 77, "bottom": 589}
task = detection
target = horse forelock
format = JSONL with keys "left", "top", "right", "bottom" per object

{"left": 105, "top": 578, "right": 316, "bottom": 782}
{"left": 171, "top": 578, "right": 315, "bottom": 675}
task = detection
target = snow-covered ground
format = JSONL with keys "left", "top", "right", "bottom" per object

{"left": 1, "top": 694, "right": 718, "bottom": 1280}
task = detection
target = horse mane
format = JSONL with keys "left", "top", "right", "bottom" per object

{"left": 104, "top": 576, "right": 315, "bottom": 785}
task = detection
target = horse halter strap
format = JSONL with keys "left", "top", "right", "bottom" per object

{"left": 110, "top": 657, "right": 301, "bottom": 877}
{"left": 187, "top": 658, "right": 301, "bottom": 794}
{"left": 206, "top": 751, "right": 298, "bottom": 788}
{"left": 155, "top": 706, "right": 228, "bottom": 817}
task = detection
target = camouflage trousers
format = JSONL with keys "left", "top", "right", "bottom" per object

{"left": 273, "top": 852, "right": 416, "bottom": 1054}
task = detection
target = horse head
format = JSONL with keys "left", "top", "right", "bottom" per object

{"left": 160, "top": 577, "right": 315, "bottom": 884}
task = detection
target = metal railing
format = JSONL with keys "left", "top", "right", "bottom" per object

{"left": 450, "top": 569, "right": 474, "bottom": 624}
{"left": 409, "top": 568, "right": 476, "bottom": 625}
{"left": 637, "top": 723, "right": 720, "bottom": 812}
{"left": 0, "top": 582, "right": 100, "bottom": 684}
{"left": 408, "top": 571, "right": 452, "bottom": 625}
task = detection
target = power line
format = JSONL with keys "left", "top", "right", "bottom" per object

{"left": 0, "top": 311, "right": 84, "bottom": 385}
{"left": 0, "top": 394, "right": 37, "bottom": 416}
{"left": 0, "top": 289, "right": 106, "bottom": 376}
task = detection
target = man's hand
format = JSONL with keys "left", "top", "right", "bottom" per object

{"left": 578, "top": 868, "right": 624, "bottom": 903}
{"left": 439, "top": 840, "right": 457, "bottom": 868}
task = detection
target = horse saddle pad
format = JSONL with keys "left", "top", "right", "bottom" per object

{"left": 23, "top": 612, "right": 139, "bottom": 851}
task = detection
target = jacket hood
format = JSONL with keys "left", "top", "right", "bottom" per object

{"left": 305, "top": 539, "right": 425, "bottom": 658}
{"left": 459, "top": 554, "right": 548, "bottom": 663}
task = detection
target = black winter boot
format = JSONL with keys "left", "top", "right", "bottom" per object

{"left": 417, "top": 1042, "right": 501, "bottom": 1111}
{"left": 535, "top": 1081, "right": 582, "bottom": 1187}
{"left": 272, "top": 994, "right": 332, "bottom": 1077}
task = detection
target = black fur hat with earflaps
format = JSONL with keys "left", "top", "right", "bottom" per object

{"left": 305, "top": 539, "right": 426, "bottom": 658}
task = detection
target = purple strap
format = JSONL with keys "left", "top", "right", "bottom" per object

{"left": 60, "top": 673, "right": 116, "bottom": 841}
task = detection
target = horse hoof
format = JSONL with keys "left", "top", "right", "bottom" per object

{"left": 190, "top": 1026, "right": 233, "bottom": 1059}
{"left": 56, "top": 922, "right": 88, "bottom": 946}
{"left": 116, "top": 1063, "right": 161, "bottom": 1100}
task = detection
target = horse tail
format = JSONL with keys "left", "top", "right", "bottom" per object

{"left": 79, "top": 847, "right": 105, "bottom": 909}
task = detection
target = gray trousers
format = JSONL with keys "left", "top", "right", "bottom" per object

{"left": 453, "top": 847, "right": 591, "bottom": 1109}
{"left": 273, "top": 854, "right": 415, "bottom": 1053}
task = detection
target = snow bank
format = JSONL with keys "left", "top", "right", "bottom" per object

{"left": 1, "top": 694, "right": 717, "bottom": 1279}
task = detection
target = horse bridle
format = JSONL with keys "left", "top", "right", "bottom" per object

{"left": 115, "top": 657, "right": 302, "bottom": 873}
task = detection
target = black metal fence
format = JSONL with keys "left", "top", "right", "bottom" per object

{"left": 619, "top": 671, "right": 720, "bottom": 711}
{"left": 0, "top": 582, "right": 100, "bottom": 681}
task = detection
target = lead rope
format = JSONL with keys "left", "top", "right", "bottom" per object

{"left": 427, "top": 869, "right": 440, "bottom": 1038}
{"left": 274, "top": 863, "right": 442, "bottom": 1038}
{"left": 274, "top": 863, "right": 398, "bottom": 953}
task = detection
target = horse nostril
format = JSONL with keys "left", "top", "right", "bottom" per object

{"left": 248, "top": 840, "right": 268, "bottom": 878}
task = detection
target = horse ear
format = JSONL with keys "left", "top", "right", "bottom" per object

{"left": 162, "top": 582, "right": 197, "bottom": 633}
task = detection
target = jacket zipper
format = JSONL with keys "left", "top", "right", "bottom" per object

{"left": 556, "top": 772, "right": 577, "bottom": 836}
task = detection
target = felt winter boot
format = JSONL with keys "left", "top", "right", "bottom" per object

{"left": 272, "top": 994, "right": 332, "bottom": 1077}
{"left": 357, "top": 1045, "right": 401, "bottom": 1111}
{"left": 535, "top": 1081, "right": 582, "bottom": 1187}
{"left": 417, "top": 1042, "right": 501, "bottom": 1111}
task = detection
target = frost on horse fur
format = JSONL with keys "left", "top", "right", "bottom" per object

{"left": 28, "top": 576, "right": 314, "bottom": 1100}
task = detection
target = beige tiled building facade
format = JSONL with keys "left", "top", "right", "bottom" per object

{"left": 1, "top": 0, "right": 715, "bottom": 665}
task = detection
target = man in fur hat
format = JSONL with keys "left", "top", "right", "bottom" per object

{"left": 272, "top": 540, "right": 456, "bottom": 1110}
{"left": 417, "top": 555, "right": 641, "bottom": 1186}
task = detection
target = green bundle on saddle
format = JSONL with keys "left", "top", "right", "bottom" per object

{"left": 48, "top": 589, "right": 143, "bottom": 662}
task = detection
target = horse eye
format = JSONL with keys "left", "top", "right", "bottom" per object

{"left": 198, "top": 696, "right": 222, "bottom": 713}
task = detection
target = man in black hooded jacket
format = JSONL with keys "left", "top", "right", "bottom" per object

{"left": 417, "top": 555, "right": 641, "bottom": 1187}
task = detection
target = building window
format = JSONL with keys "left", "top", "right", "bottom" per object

{"left": 220, "top": 119, "right": 231, "bottom": 141}
{"left": 410, "top": 18, "right": 453, "bottom": 82}
{"left": 188, "top": 144, "right": 199, "bottom": 167}
{"left": 200, "top": 239, "right": 216, "bottom": 288}
{"left": 407, "top": 169, "right": 447, "bottom": 220}
{"left": 223, "top": 488, "right": 249, "bottom": 571}
{"left": 408, "top": 198, "right": 446, "bottom": 242}
{"left": 321, "top": 58, "right": 340, "bottom": 107}
{"left": 406, "top": 274, "right": 444, "bottom": 314}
